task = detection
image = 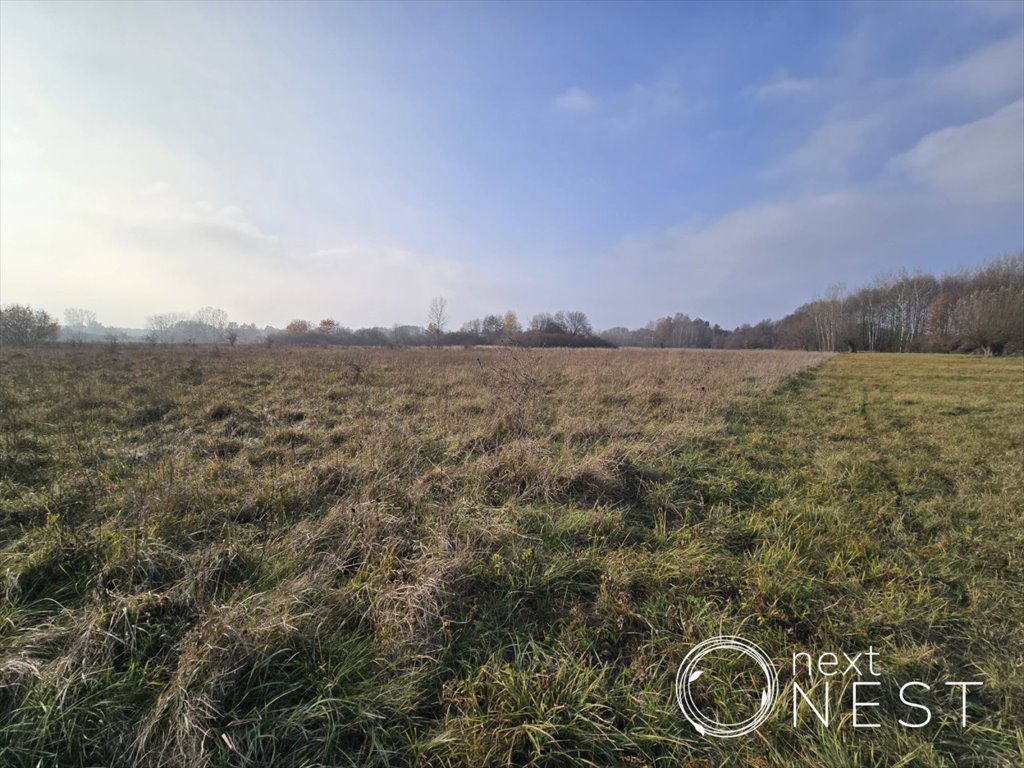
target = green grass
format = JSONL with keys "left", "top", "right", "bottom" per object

{"left": 0, "top": 347, "right": 1021, "bottom": 766}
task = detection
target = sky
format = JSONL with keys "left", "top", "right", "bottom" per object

{"left": 1, "top": 0, "right": 1022, "bottom": 331}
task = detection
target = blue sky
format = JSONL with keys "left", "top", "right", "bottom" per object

{"left": 1, "top": 0, "right": 1022, "bottom": 329}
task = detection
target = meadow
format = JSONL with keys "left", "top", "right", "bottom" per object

{"left": 0, "top": 346, "right": 1021, "bottom": 767}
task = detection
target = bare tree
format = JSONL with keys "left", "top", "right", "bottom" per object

{"left": 146, "top": 314, "right": 173, "bottom": 343}
{"left": 146, "top": 312, "right": 191, "bottom": 343}
{"left": 392, "top": 324, "right": 423, "bottom": 346}
{"left": 286, "top": 319, "right": 312, "bottom": 335}
{"left": 652, "top": 317, "right": 672, "bottom": 348}
{"left": 565, "top": 310, "right": 592, "bottom": 336}
{"left": 63, "top": 307, "right": 98, "bottom": 343}
{"left": 808, "top": 285, "right": 846, "bottom": 351}
{"left": 528, "top": 312, "right": 552, "bottom": 332}
{"left": 953, "top": 286, "right": 1023, "bottom": 355}
{"left": 64, "top": 308, "right": 97, "bottom": 328}
{"left": 481, "top": 314, "right": 504, "bottom": 341}
{"left": 461, "top": 318, "right": 483, "bottom": 335}
{"left": 427, "top": 296, "right": 448, "bottom": 345}
{"left": 193, "top": 306, "right": 229, "bottom": 342}
{"left": 924, "top": 292, "right": 955, "bottom": 340}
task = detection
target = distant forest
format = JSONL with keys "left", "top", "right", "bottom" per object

{"left": 2, "top": 252, "right": 1022, "bottom": 355}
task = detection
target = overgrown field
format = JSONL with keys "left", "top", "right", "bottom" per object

{"left": 1, "top": 347, "right": 1021, "bottom": 766}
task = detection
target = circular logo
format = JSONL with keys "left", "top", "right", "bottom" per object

{"left": 675, "top": 635, "right": 779, "bottom": 738}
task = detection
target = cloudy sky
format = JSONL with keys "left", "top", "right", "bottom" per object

{"left": 1, "top": 1, "right": 1022, "bottom": 330}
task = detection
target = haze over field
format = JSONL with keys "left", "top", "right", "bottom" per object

{"left": 1, "top": 1, "right": 1022, "bottom": 330}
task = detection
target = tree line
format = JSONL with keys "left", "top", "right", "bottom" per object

{"left": 272, "top": 302, "right": 612, "bottom": 348}
{"left": 625, "top": 252, "right": 1021, "bottom": 355}
{"left": 2, "top": 253, "right": 1020, "bottom": 353}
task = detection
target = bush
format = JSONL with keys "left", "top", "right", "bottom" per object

{"left": 0, "top": 304, "right": 60, "bottom": 347}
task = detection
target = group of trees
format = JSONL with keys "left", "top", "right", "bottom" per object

{"left": 723, "top": 253, "right": 1023, "bottom": 355}
{"left": 272, "top": 303, "right": 608, "bottom": 348}
{"left": 139, "top": 308, "right": 277, "bottom": 346}
{"left": 525, "top": 310, "right": 592, "bottom": 336}
{"left": 276, "top": 320, "right": 403, "bottom": 347}
{"left": 63, "top": 307, "right": 100, "bottom": 333}
{"left": 147, "top": 307, "right": 232, "bottom": 344}
{"left": 451, "top": 306, "right": 605, "bottom": 347}
{"left": 458, "top": 309, "right": 603, "bottom": 347}
{"left": 459, "top": 311, "right": 521, "bottom": 342}
{"left": 513, "top": 310, "right": 612, "bottom": 347}
{"left": 607, "top": 253, "right": 1022, "bottom": 356}
{"left": 600, "top": 314, "right": 731, "bottom": 349}
{"left": 3, "top": 253, "right": 1020, "bottom": 354}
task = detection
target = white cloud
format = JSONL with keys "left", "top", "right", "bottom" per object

{"left": 754, "top": 71, "right": 817, "bottom": 99}
{"left": 924, "top": 31, "right": 1024, "bottom": 106}
{"left": 607, "top": 77, "right": 686, "bottom": 131}
{"left": 951, "top": 0, "right": 1024, "bottom": 20}
{"left": 554, "top": 87, "right": 596, "bottom": 113}
{"left": 888, "top": 100, "right": 1024, "bottom": 204}
{"left": 607, "top": 98, "right": 1024, "bottom": 327}
{"left": 768, "top": 24, "right": 1024, "bottom": 189}
{"left": 782, "top": 115, "right": 881, "bottom": 183}
{"left": 118, "top": 195, "right": 283, "bottom": 253}
{"left": 4, "top": 1, "right": 1021, "bottom": 333}
{"left": 605, "top": 182, "right": 1017, "bottom": 327}
{"left": 553, "top": 77, "right": 686, "bottom": 130}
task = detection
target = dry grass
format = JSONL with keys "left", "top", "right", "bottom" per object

{"left": 2, "top": 346, "right": 1020, "bottom": 766}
